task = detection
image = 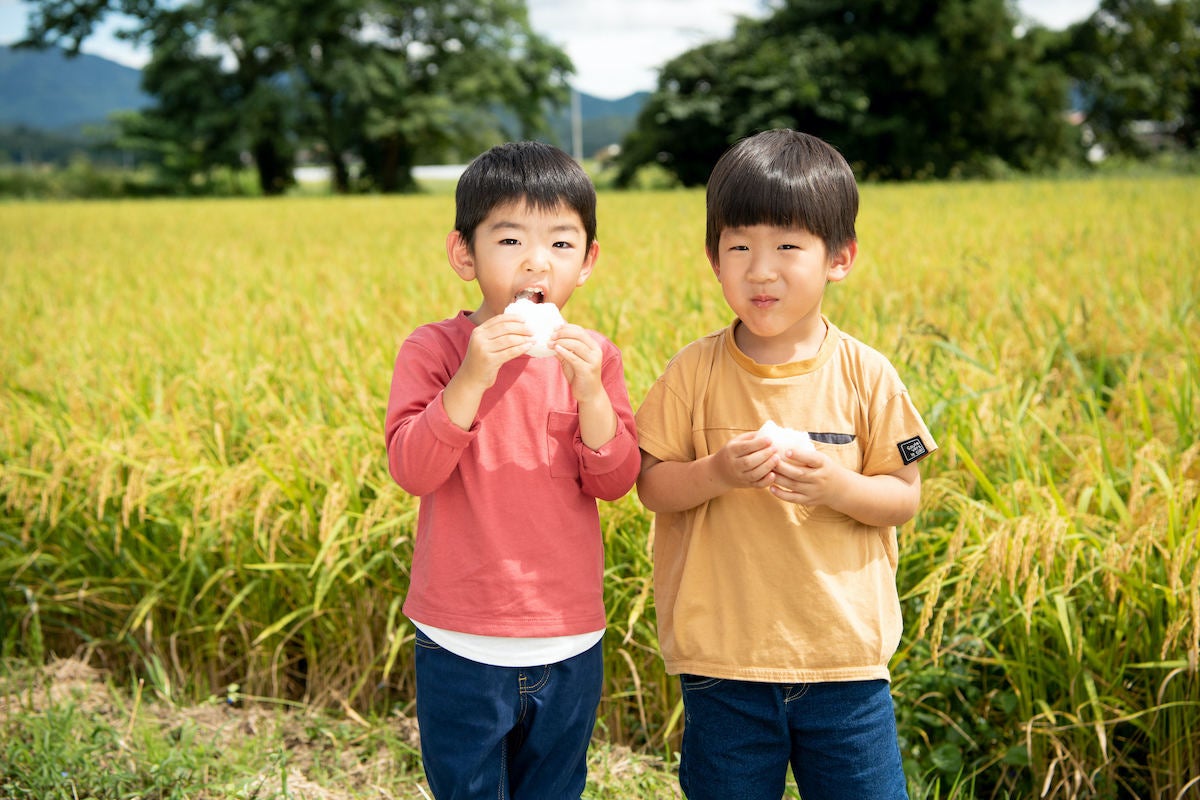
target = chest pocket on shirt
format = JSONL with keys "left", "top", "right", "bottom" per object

{"left": 547, "top": 411, "right": 580, "bottom": 479}
{"left": 810, "top": 435, "right": 861, "bottom": 471}
{"left": 806, "top": 437, "right": 862, "bottom": 522}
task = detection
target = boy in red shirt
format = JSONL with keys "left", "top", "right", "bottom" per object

{"left": 385, "top": 141, "right": 640, "bottom": 798}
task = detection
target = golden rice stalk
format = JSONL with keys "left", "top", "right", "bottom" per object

{"left": 317, "top": 481, "right": 350, "bottom": 568}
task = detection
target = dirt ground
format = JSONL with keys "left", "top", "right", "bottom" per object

{"left": 1, "top": 656, "right": 678, "bottom": 799}
{"left": 1, "top": 656, "right": 431, "bottom": 799}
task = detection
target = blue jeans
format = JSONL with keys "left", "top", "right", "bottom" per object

{"left": 678, "top": 676, "right": 908, "bottom": 800}
{"left": 413, "top": 629, "right": 602, "bottom": 799}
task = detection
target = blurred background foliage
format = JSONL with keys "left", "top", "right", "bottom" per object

{"left": 3, "top": 0, "right": 1199, "bottom": 196}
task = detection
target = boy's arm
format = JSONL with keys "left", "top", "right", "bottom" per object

{"left": 637, "top": 432, "right": 778, "bottom": 513}
{"left": 573, "top": 338, "right": 642, "bottom": 501}
{"left": 574, "top": 383, "right": 618, "bottom": 451}
{"left": 771, "top": 452, "right": 922, "bottom": 527}
{"left": 550, "top": 324, "right": 617, "bottom": 450}
{"left": 441, "top": 315, "right": 533, "bottom": 429}
{"left": 385, "top": 350, "right": 468, "bottom": 496}
{"left": 386, "top": 316, "right": 531, "bottom": 496}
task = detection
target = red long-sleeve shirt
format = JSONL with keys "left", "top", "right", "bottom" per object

{"left": 385, "top": 311, "right": 640, "bottom": 637}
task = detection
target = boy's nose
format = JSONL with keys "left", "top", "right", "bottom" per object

{"left": 747, "top": 256, "right": 776, "bottom": 282}
{"left": 524, "top": 249, "right": 552, "bottom": 271}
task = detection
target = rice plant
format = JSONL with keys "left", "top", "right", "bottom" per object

{"left": 2, "top": 177, "right": 1198, "bottom": 797}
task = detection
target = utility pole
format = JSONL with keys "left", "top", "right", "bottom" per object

{"left": 571, "top": 86, "right": 583, "bottom": 162}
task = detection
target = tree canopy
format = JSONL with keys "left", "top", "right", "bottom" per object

{"left": 20, "top": 0, "right": 573, "bottom": 194}
{"left": 18, "top": 0, "right": 1199, "bottom": 191}
{"left": 617, "top": 0, "right": 1079, "bottom": 186}
{"left": 1057, "top": 0, "right": 1200, "bottom": 157}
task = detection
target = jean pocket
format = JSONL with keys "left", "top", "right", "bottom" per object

{"left": 413, "top": 628, "right": 442, "bottom": 651}
{"left": 679, "top": 674, "right": 723, "bottom": 693}
{"left": 547, "top": 411, "right": 580, "bottom": 479}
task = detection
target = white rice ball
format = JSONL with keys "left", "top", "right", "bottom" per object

{"left": 757, "top": 420, "right": 814, "bottom": 453}
{"left": 505, "top": 298, "right": 565, "bottom": 358}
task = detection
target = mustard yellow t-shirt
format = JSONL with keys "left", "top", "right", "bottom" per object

{"left": 636, "top": 318, "right": 936, "bottom": 683}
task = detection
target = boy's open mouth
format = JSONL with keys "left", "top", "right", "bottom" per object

{"left": 514, "top": 288, "right": 545, "bottom": 303}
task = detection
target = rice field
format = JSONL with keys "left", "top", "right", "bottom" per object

{"left": 2, "top": 176, "right": 1198, "bottom": 798}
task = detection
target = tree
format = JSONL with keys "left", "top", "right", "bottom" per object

{"left": 1058, "top": 0, "right": 1200, "bottom": 156}
{"left": 127, "top": 2, "right": 298, "bottom": 194}
{"left": 19, "top": 0, "right": 572, "bottom": 194}
{"left": 277, "top": 0, "right": 572, "bottom": 192}
{"left": 616, "top": 0, "right": 1077, "bottom": 186}
{"left": 615, "top": 37, "right": 763, "bottom": 188}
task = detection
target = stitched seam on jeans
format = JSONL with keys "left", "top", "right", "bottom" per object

{"left": 497, "top": 734, "right": 507, "bottom": 800}
{"left": 520, "top": 665, "right": 551, "bottom": 694}
{"left": 680, "top": 675, "right": 722, "bottom": 692}
{"left": 783, "top": 684, "right": 811, "bottom": 704}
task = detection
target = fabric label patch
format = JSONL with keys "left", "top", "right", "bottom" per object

{"left": 898, "top": 436, "right": 929, "bottom": 465}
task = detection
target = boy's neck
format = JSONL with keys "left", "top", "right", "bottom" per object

{"left": 734, "top": 316, "right": 828, "bottom": 365}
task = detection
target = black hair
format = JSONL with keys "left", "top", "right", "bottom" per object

{"left": 454, "top": 141, "right": 597, "bottom": 249}
{"left": 705, "top": 129, "right": 858, "bottom": 261}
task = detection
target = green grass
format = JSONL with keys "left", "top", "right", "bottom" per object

{"left": 0, "top": 657, "right": 676, "bottom": 799}
{"left": 3, "top": 176, "right": 1199, "bottom": 798}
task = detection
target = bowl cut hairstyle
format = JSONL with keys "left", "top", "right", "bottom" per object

{"left": 455, "top": 141, "right": 597, "bottom": 250}
{"left": 706, "top": 129, "right": 858, "bottom": 261}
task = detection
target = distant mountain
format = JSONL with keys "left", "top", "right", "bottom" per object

{"left": 0, "top": 46, "right": 149, "bottom": 132}
{"left": 547, "top": 91, "right": 649, "bottom": 157}
{"left": 0, "top": 44, "right": 645, "bottom": 155}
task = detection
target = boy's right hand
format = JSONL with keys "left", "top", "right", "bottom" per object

{"left": 638, "top": 432, "right": 779, "bottom": 513}
{"left": 441, "top": 314, "right": 531, "bottom": 431}
{"left": 712, "top": 431, "right": 779, "bottom": 491}
{"left": 460, "top": 313, "right": 533, "bottom": 389}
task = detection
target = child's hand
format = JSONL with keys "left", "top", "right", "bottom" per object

{"left": 459, "top": 313, "right": 533, "bottom": 389}
{"left": 551, "top": 324, "right": 621, "bottom": 449}
{"left": 549, "top": 324, "right": 604, "bottom": 402}
{"left": 713, "top": 431, "right": 779, "bottom": 491}
{"left": 768, "top": 447, "right": 839, "bottom": 506}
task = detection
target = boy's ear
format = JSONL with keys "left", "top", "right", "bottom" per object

{"left": 575, "top": 240, "right": 601, "bottom": 286}
{"left": 826, "top": 240, "right": 857, "bottom": 283}
{"left": 446, "top": 230, "right": 476, "bottom": 281}
{"left": 706, "top": 247, "right": 720, "bottom": 278}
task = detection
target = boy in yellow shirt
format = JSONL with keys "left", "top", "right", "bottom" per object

{"left": 636, "top": 129, "right": 936, "bottom": 799}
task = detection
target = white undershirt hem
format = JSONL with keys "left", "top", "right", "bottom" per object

{"left": 413, "top": 622, "right": 605, "bottom": 667}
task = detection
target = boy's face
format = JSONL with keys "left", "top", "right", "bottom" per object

{"left": 447, "top": 200, "right": 599, "bottom": 324}
{"left": 708, "top": 224, "right": 855, "bottom": 360}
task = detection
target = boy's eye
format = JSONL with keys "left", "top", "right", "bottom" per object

{"left": 500, "top": 238, "right": 520, "bottom": 246}
{"left": 728, "top": 244, "right": 750, "bottom": 252}
{"left": 553, "top": 241, "right": 573, "bottom": 249}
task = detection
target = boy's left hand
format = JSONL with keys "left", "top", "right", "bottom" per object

{"left": 768, "top": 448, "right": 840, "bottom": 507}
{"left": 549, "top": 324, "right": 604, "bottom": 402}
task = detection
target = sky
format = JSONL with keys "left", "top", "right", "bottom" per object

{"left": 0, "top": 0, "right": 1101, "bottom": 100}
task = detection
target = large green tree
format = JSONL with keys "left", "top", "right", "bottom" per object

{"left": 616, "top": 0, "right": 1077, "bottom": 185}
{"left": 20, "top": 0, "right": 572, "bottom": 194}
{"left": 1057, "top": 0, "right": 1200, "bottom": 156}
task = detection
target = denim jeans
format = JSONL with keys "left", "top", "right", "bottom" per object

{"left": 413, "top": 629, "right": 602, "bottom": 799}
{"left": 678, "top": 676, "right": 908, "bottom": 800}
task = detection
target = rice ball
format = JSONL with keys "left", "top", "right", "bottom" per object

{"left": 505, "top": 298, "right": 565, "bottom": 358}
{"left": 757, "top": 420, "right": 814, "bottom": 454}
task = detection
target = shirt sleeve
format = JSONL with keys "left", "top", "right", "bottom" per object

{"left": 384, "top": 334, "right": 475, "bottom": 497}
{"left": 634, "top": 346, "right": 699, "bottom": 464}
{"left": 862, "top": 379, "right": 937, "bottom": 477}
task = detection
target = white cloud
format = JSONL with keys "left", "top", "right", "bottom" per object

{"left": 527, "top": 0, "right": 766, "bottom": 99}
{"left": 1017, "top": 0, "right": 1098, "bottom": 30}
